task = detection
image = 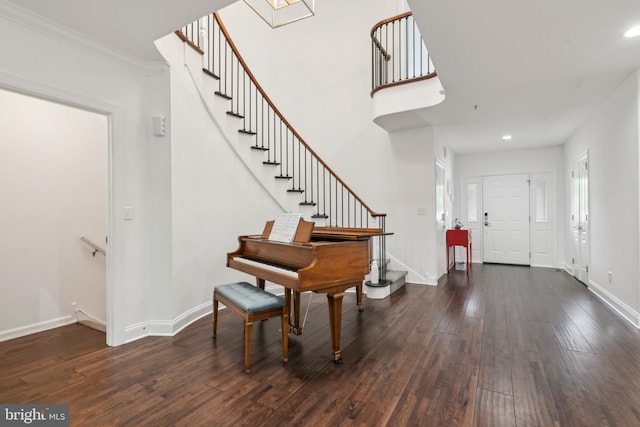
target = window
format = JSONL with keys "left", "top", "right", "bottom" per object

{"left": 534, "top": 179, "right": 548, "bottom": 222}
{"left": 467, "top": 183, "right": 478, "bottom": 222}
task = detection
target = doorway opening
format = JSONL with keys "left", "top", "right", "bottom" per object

{"left": 461, "top": 171, "right": 556, "bottom": 267}
{"left": 0, "top": 87, "right": 109, "bottom": 342}
{"left": 571, "top": 152, "right": 589, "bottom": 284}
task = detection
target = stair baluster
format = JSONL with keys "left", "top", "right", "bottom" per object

{"left": 179, "top": 12, "right": 390, "bottom": 285}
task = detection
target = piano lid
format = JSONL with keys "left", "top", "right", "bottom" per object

{"left": 311, "top": 226, "right": 392, "bottom": 241}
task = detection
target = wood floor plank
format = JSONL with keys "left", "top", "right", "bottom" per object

{"left": 510, "top": 348, "right": 561, "bottom": 427}
{"left": 473, "top": 389, "right": 516, "bottom": 427}
{"left": 4, "top": 265, "right": 640, "bottom": 426}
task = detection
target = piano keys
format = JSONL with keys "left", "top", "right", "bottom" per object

{"left": 233, "top": 256, "right": 299, "bottom": 279}
{"left": 227, "top": 221, "right": 388, "bottom": 364}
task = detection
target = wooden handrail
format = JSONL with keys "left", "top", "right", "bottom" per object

{"left": 371, "top": 37, "right": 391, "bottom": 62}
{"left": 174, "top": 30, "right": 204, "bottom": 55}
{"left": 80, "top": 236, "right": 106, "bottom": 257}
{"left": 370, "top": 11, "right": 413, "bottom": 62}
{"left": 370, "top": 11, "right": 436, "bottom": 96}
{"left": 212, "top": 12, "right": 385, "bottom": 218}
{"left": 371, "top": 11, "right": 413, "bottom": 33}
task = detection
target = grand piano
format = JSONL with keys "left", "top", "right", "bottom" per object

{"left": 227, "top": 218, "right": 386, "bottom": 363}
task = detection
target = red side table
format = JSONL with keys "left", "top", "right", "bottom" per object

{"left": 446, "top": 229, "right": 472, "bottom": 274}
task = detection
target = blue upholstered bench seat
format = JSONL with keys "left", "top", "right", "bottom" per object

{"left": 215, "top": 282, "right": 285, "bottom": 313}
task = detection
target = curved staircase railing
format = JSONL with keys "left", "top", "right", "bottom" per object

{"left": 177, "top": 12, "right": 390, "bottom": 284}
{"left": 371, "top": 12, "right": 436, "bottom": 96}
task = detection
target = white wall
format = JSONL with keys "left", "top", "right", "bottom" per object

{"left": 217, "top": 0, "right": 442, "bottom": 284}
{"left": 564, "top": 70, "right": 640, "bottom": 325}
{"left": 0, "top": 88, "right": 107, "bottom": 340}
{"left": 2, "top": 0, "right": 432, "bottom": 345}
{"left": 0, "top": 4, "right": 174, "bottom": 345}
{"left": 154, "top": 34, "right": 284, "bottom": 328}
{"left": 454, "top": 146, "right": 564, "bottom": 267}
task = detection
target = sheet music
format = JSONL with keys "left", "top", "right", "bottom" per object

{"left": 269, "top": 213, "right": 302, "bottom": 243}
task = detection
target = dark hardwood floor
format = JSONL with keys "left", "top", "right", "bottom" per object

{"left": 3, "top": 264, "right": 640, "bottom": 426}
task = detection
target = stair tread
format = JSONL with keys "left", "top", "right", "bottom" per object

{"left": 385, "top": 270, "right": 408, "bottom": 282}
{"left": 202, "top": 68, "right": 220, "bottom": 80}
{"left": 214, "top": 91, "right": 232, "bottom": 100}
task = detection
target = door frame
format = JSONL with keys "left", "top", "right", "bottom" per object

{"left": 460, "top": 171, "right": 557, "bottom": 267}
{"left": 571, "top": 151, "right": 590, "bottom": 284}
{"left": 435, "top": 159, "right": 447, "bottom": 275}
{"left": 0, "top": 74, "right": 119, "bottom": 345}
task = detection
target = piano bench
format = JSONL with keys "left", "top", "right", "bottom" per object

{"left": 213, "top": 281, "right": 289, "bottom": 374}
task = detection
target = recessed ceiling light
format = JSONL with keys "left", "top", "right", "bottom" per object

{"left": 624, "top": 25, "right": 640, "bottom": 38}
{"left": 502, "top": 134, "right": 512, "bottom": 141}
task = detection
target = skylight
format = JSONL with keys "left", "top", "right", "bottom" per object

{"left": 624, "top": 25, "right": 640, "bottom": 38}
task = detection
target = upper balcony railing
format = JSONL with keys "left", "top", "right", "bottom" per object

{"left": 371, "top": 12, "right": 436, "bottom": 96}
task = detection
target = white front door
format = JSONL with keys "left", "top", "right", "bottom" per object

{"left": 483, "top": 174, "right": 530, "bottom": 265}
{"left": 571, "top": 153, "right": 590, "bottom": 284}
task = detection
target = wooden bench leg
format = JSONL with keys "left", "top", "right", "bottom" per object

{"left": 213, "top": 298, "right": 219, "bottom": 338}
{"left": 213, "top": 283, "right": 289, "bottom": 373}
{"left": 244, "top": 319, "right": 253, "bottom": 374}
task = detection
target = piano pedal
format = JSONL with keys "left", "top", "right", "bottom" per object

{"left": 288, "top": 325, "right": 303, "bottom": 335}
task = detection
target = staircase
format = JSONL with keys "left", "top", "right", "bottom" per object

{"left": 176, "top": 12, "right": 408, "bottom": 295}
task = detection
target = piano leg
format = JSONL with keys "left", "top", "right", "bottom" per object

{"left": 285, "top": 289, "right": 303, "bottom": 335}
{"left": 293, "top": 291, "right": 302, "bottom": 334}
{"left": 256, "top": 278, "right": 265, "bottom": 290}
{"left": 326, "top": 292, "right": 344, "bottom": 364}
{"left": 356, "top": 283, "right": 364, "bottom": 312}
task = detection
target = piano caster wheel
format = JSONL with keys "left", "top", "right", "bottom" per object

{"left": 357, "top": 305, "right": 364, "bottom": 312}
{"left": 333, "top": 356, "right": 343, "bottom": 365}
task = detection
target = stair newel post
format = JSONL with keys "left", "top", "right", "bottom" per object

{"left": 379, "top": 214, "right": 388, "bottom": 284}
{"left": 365, "top": 214, "right": 390, "bottom": 288}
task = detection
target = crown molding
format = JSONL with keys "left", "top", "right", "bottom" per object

{"left": 0, "top": 0, "right": 168, "bottom": 77}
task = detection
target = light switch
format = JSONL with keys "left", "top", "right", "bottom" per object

{"left": 152, "top": 115, "right": 166, "bottom": 136}
{"left": 123, "top": 206, "right": 134, "bottom": 221}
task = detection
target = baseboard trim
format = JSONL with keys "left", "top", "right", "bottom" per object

{"left": 123, "top": 284, "right": 359, "bottom": 343}
{"left": 0, "top": 315, "right": 75, "bottom": 342}
{"left": 125, "top": 301, "right": 213, "bottom": 343}
{"left": 587, "top": 280, "right": 640, "bottom": 329}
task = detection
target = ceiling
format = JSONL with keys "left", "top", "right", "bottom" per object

{"left": 5, "top": 0, "right": 640, "bottom": 154}
{"left": 409, "top": 0, "right": 640, "bottom": 153}
{"left": 2, "top": 0, "right": 235, "bottom": 62}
